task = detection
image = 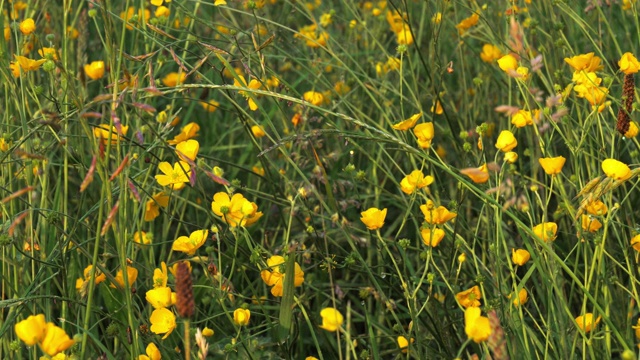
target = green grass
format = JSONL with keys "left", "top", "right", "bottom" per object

{"left": 2, "top": 0, "right": 640, "bottom": 359}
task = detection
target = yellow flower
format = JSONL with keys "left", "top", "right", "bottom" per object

{"left": 75, "top": 265, "right": 107, "bottom": 294}
{"left": 400, "top": 170, "right": 434, "bottom": 194}
{"left": 110, "top": 266, "right": 138, "bottom": 289}
{"left": 153, "top": 262, "right": 169, "bottom": 288}
{"left": 146, "top": 286, "right": 176, "bottom": 309}
{"left": 538, "top": 156, "right": 566, "bottom": 175}
{"left": 431, "top": 101, "right": 443, "bottom": 115}
{"left": 133, "top": 231, "right": 152, "bottom": 246}
{"left": 138, "top": 342, "right": 161, "bottom": 360}
{"left": 214, "top": 0, "right": 227, "bottom": 5}
{"left": 162, "top": 72, "right": 186, "bottom": 87}
{"left": 40, "top": 323, "right": 75, "bottom": 356}
{"left": 510, "top": 288, "right": 528, "bottom": 307}
{"left": 397, "top": 336, "right": 414, "bottom": 353}
{"left": 460, "top": 164, "right": 489, "bottom": 184}
{"left": 251, "top": 125, "right": 266, "bottom": 138}
{"left": 564, "top": 53, "right": 603, "bottom": 72}
{"left": 392, "top": 112, "right": 422, "bottom": 130}
{"left": 413, "top": 122, "right": 435, "bottom": 148}
{"left": 511, "top": 109, "right": 533, "bottom": 127}
{"left": 295, "top": 23, "right": 329, "bottom": 48}
{"left": 581, "top": 215, "right": 602, "bottom": 233}
{"left": 633, "top": 318, "right": 640, "bottom": 340}
{"left": 464, "top": 307, "right": 491, "bottom": 343}
{"left": 619, "top": 52, "right": 640, "bottom": 74}
{"left": 145, "top": 193, "right": 170, "bottom": 221}
{"left": 420, "top": 200, "right": 457, "bottom": 225}
{"left": 168, "top": 122, "right": 200, "bottom": 145}
{"left": 631, "top": 235, "right": 640, "bottom": 252}
{"left": 234, "top": 75, "right": 261, "bottom": 110}
{"left": 303, "top": 91, "right": 325, "bottom": 106}
{"left": 172, "top": 229, "right": 209, "bottom": 255}
{"left": 14, "top": 54, "right": 46, "bottom": 72}
{"left": 121, "top": 7, "right": 151, "bottom": 30}
{"left": 200, "top": 99, "right": 219, "bottom": 113}
{"left": 15, "top": 314, "right": 47, "bottom": 346}
{"left": 84, "top": 61, "right": 105, "bottom": 80}
{"left": 495, "top": 130, "right": 517, "bottom": 152}
{"left": 175, "top": 139, "right": 199, "bottom": 162}
{"left": 396, "top": 26, "right": 414, "bottom": 45}
{"left": 456, "top": 285, "right": 482, "bottom": 308}
{"left": 9, "top": 62, "right": 20, "bottom": 78}
{"left": 625, "top": 121, "right": 639, "bottom": 138}
{"left": 455, "top": 13, "right": 479, "bottom": 35}
{"left": 202, "top": 327, "right": 214, "bottom": 337}
{"left": 601, "top": 158, "right": 631, "bottom": 181}
{"left": 575, "top": 313, "right": 601, "bottom": 333}
{"left": 532, "top": 222, "right": 558, "bottom": 242}
{"left": 497, "top": 54, "right": 518, "bottom": 72}
{"left": 211, "top": 192, "right": 263, "bottom": 227}
{"left": 512, "top": 249, "right": 530, "bottom": 266}
{"left": 4, "top": 26, "right": 9, "bottom": 41}
{"left": 421, "top": 227, "right": 445, "bottom": 247}
{"left": 19, "top": 18, "right": 36, "bottom": 35}
{"left": 480, "top": 44, "right": 502, "bottom": 63}
{"left": 38, "top": 47, "right": 59, "bottom": 60}
{"left": 260, "top": 255, "right": 305, "bottom": 297}
{"left": 360, "top": 207, "right": 387, "bottom": 230}
{"left": 319, "top": 308, "right": 343, "bottom": 332}
{"left": 93, "top": 124, "right": 129, "bottom": 144}
{"left": 155, "top": 5, "right": 170, "bottom": 17}
{"left": 155, "top": 161, "right": 191, "bottom": 190}
{"left": 504, "top": 151, "right": 518, "bottom": 163}
{"left": 150, "top": 308, "right": 176, "bottom": 339}
{"left": 233, "top": 308, "right": 251, "bottom": 326}
{"left": 585, "top": 200, "right": 607, "bottom": 216}
{"left": 432, "top": 12, "right": 442, "bottom": 24}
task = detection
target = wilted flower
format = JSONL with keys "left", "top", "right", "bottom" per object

{"left": 360, "top": 207, "right": 387, "bottom": 230}
{"left": 319, "top": 308, "right": 343, "bottom": 332}
{"left": 260, "top": 255, "right": 305, "bottom": 297}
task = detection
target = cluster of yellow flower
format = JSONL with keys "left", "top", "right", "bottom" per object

{"left": 14, "top": 314, "right": 75, "bottom": 357}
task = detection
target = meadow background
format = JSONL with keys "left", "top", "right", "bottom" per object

{"left": 2, "top": 0, "right": 640, "bottom": 359}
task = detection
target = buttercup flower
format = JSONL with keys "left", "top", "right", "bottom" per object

{"left": 495, "top": 130, "right": 517, "bottom": 152}
{"left": 172, "top": 229, "right": 209, "bottom": 256}
{"left": 585, "top": 200, "right": 607, "bottom": 216}
{"left": 564, "top": 52, "right": 603, "bottom": 72}
{"left": 532, "top": 222, "right": 558, "bottom": 242}
{"left": 295, "top": 23, "right": 329, "bottom": 48}
{"left": 510, "top": 288, "right": 528, "bottom": 307}
{"left": 618, "top": 52, "right": 640, "bottom": 74}
{"left": 175, "top": 139, "right": 199, "bottom": 162}
{"left": 162, "top": 72, "right": 186, "bottom": 87}
{"left": 110, "top": 266, "right": 138, "bottom": 289}
{"left": 539, "top": 156, "right": 566, "bottom": 175}
{"left": 38, "top": 47, "right": 59, "bottom": 60}
{"left": 150, "top": 308, "right": 176, "bottom": 339}
{"left": 260, "top": 255, "right": 305, "bottom": 297}
{"left": 233, "top": 308, "right": 251, "bottom": 326}
{"left": 40, "top": 323, "right": 75, "bottom": 356}
{"left": 234, "top": 75, "right": 261, "bottom": 111}
{"left": 456, "top": 285, "right": 482, "bottom": 308}
{"left": 497, "top": 54, "right": 518, "bottom": 72}
{"left": 455, "top": 13, "right": 479, "bottom": 35}
{"left": 460, "top": 164, "right": 489, "bottom": 184}
{"left": 133, "top": 231, "right": 153, "bottom": 245}
{"left": 211, "top": 192, "right": 263, "bottom": 227}
{"left": 397, "top": 336, "right": 414, "bottom": 353}
{"left": 14, "top": 55, "right": 46, "bottom": 72}
{"left": 138, "top": 342, "right": 161, "bottom": 360}
{"left": 413, "top": 122, "right": 435, "bottom": 148}
{"left": 480, "top": 44, "right": 502, "bottom": 63}
{"left": 251, "top": 125, "right": 266, "bottom": 138}
{"left": 392, "top": 112, "right": 422, "bottom": 131}
{"left": 581, "top": 215, "right": 602, "bottom": 232}
{"left": 145, "top": 193, "right": 170, "bottom": 221}
{"left": 575, "top": 313, "right": 601, "bottom": 333}
{"left": 202, "top": 327, "right": 214, "bottom": 337}
{"left": 512, "top": 249, "right": 530, "bottom": 266}
{"left": 633, "top": 318, "right": 640, "bottom": 340}
{"left": 420, "top": 200, "right": 457, "bottom": 225}
{"left": 601, "top": 158, "right": 631, "bottom": 181}
{"left": 421, "top": 227, "right": 445, "bottom": 247}
{"left": 511, "top": 110, "right": 533, "bottom": 128}
{"left": 630, "top": 234, "right": 640, "bottom": 252}
{"left": 15, "top": 314, "right": 47, "bottom": 346}
{"left": 19, "top": 18, "right": 36, "bottom": 35}
{"left": 464, "top": 307, "right": 491, "bottom": 343}
{"left": 84, "top": 61, "right": 105, "bottom": 80}
{"left": 153, "top": 262, "right": 169, "bottom": 288}
{"left": 504, "top": 151, "right": 518, "bottom": 163}
{"left": 625, "top": 121, "right": 639, "bottom": 138}
{"left": 319, "top": 307, "right": 343, "bottom": 332}
{"left": 200, "top": 99, "right": 219, "bottom": 113}
{"left": 146, "top": 287, "right": 176, "bottom": 309}
{"left": 168, "top": 122, "right": 200, "bottom": 145}
{"left": 155, "top": 161, "right": 191, "bottom": 190}
{"left": 75, "top": 265, "right": 107, "bottom": 294}
{"left": 400, "top": 170, "right": 434, "bottom": 194}
{"left": 93, "top": 124, "right": 129, "bottom": 144}
{"left": 303, "top": 91, "right": 325, "bottom": 106}
{"left": 360, "top": 207, "right": 387, "bottom": 230}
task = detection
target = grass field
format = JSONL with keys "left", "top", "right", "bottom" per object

{"left": 2, "top": 0, "right": 640, "bottom": 359}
